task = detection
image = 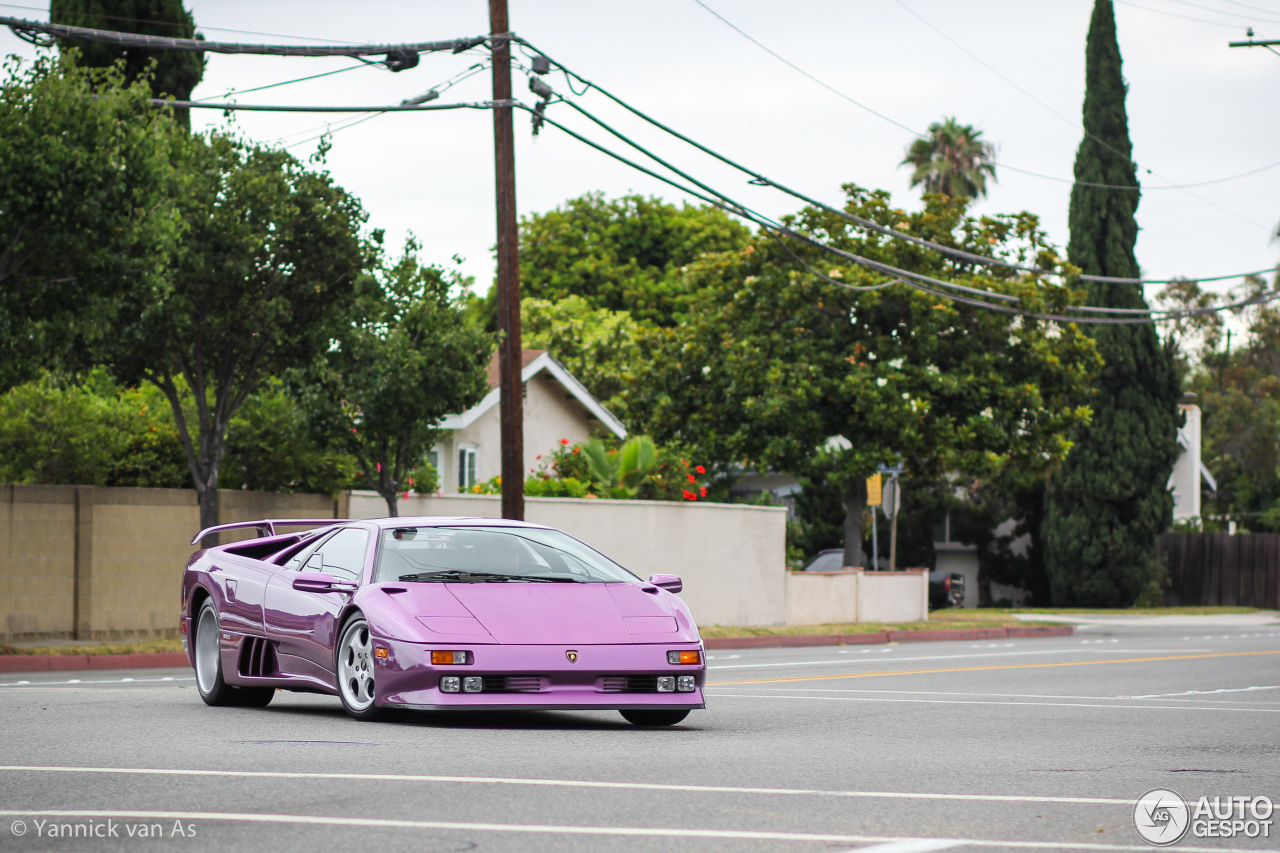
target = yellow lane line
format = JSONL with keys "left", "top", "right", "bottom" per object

{"left": 709, "top": 650, "right": 1280, "bottom": 686}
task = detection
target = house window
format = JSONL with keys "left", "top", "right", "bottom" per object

{"left": 458, "top": 446, "right": 478, "bottom": 491}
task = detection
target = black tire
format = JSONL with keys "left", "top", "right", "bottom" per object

{"left": 620, "top": 709, "right": 690, "bottom": 727}
{"left": 193, "top": 599, "right": 239, "bottom": 707}
{"left": 336, "top": 615, "right": 381, "bottom": 721}
{"left": 236, "top": 687, "right": 276, "bottom": 707}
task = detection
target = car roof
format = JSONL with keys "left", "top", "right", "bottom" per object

{"left": 363, "top": 516, "right": 556, "bottom": 532}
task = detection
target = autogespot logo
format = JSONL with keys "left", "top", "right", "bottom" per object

{"left": 1134, "top": 788, "right": 1191, "bottom": 846}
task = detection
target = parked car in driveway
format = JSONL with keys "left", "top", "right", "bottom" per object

{"left": 182, "top": 516, "right": 705, "bottom": 726}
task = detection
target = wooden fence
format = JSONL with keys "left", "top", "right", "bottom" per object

{"left": 1158, "top": 533, "right": 1280, "bottom": 608}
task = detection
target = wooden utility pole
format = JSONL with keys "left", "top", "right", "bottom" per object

{"left": 489, "top": 0, "right": 523, "bottom": 520}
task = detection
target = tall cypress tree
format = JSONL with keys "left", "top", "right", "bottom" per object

{"left": 52, "top": 0, "right": 205, "bottom": 129}
{"left": 1042, "top": 0, "right": 1181, "bottom": 606}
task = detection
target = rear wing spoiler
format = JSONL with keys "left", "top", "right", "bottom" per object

{"left": 191, "top": 518, "right": 344, "bottom": 546}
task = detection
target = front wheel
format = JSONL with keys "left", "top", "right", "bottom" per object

{"left": 620, "top": 709, "right": 690, "bottom": 727}
{"left": 336, "top": 615, "right": 381, "bottom": 721}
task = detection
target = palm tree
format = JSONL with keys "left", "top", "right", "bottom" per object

{"left": 901, "top": 118, "right": 997, "bottom": 199}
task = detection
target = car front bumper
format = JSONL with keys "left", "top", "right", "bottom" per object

{"left": 372, "top": 636, "right": 706, "bottom": 710}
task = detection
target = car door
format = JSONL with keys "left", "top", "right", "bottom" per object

{"left": 264, "top": 526, "right": 372, "bottom": 682}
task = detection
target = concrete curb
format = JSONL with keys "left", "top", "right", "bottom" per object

{"left": 0, "top": 652, "right": 189, "bottom": 674}
{"left": 704, "top": 624, "right": 1075, "bottom": 650}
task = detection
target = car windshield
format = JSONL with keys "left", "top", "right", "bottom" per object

{"left": 373, "top": 526, "right": 640, "bottom": 584}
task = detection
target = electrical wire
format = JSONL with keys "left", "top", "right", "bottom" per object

{"left": 509, "top": 98, "right": 1280, "bottom": 324}
{"left": 0, "top": 1, "right": 371, "bottom": 43}
{"left": 1115, "top": 0, "right": 1247, "bottom": 28}
{"left": 688, "top": 0, "right": 924, "bottom": 140}
{"left": 194, "top": 63, "right": 374, "bottom": 103}
{"left": 1163, "top": 0, "right": 1280, "bottom": 24}
{"left": 895, "top": 0, "right": 1269, "bottom": 232}
{"left": 145, "top": 97, "right": 508, "bottom": 113}
{"left": 0, "top": 14, "right": 487, "bottom": 56}
{"left": 515, "top": 41, "right": 1279, "bottom": 288}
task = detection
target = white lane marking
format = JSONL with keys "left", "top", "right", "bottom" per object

{"left": 707, "top": 691, "right": 1280, "bottom": 714}
{"left": 0, "top": 766, "right": 1134, "bottom": 805}
{"left": 840, "top": 649, "right": 895, "bottom": 654}
{"left": 706, "top": 654, "right": 740, "bottom": 660}
{"left": 1130, "top": 685, "right": 1280, "bottom": 699}
{"left": 843, "top": 841, "right": 961, "bottom": 853}
{"left": 1090, "top": 649, "right": 1213, "bottom": 653}
{"left": 706, "top": 686, "right": 1167, "bottom": 701}
{"left": 709, "top": 649, "right": 1090, "bottom": 671}
{"left": 0, "top": 809, "right": 1257, "bottom": 851}
{"left": 0, "top": 676, "right": 195, "bottom": 688}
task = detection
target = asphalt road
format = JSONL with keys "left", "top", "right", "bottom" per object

{"left": 2, "top": 618, "right": 1279, "bottom": 853}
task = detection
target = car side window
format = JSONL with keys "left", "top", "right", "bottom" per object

{"left": 284, "top": 532, "right": 335, "bottom": 572}
{"left": 317, "top": 528, "right": 370, "bottom": 581}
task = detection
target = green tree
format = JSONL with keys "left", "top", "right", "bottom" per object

{"left": 901, "top": 118, "right": 997, "bottom": 200}
{"left": 52, "top": 0, "right": 205, "bottom": 128}
{"left": 516, "top": 192, "right": 751, "bottom": 326}
{"left": 297, "top": 242, "right": 494, "bottom": 517}
{"left": 1182, "top": 278, "right": 1280, "bottom": 530}
{"left": 627, "top": 187, "right": 1100, "bottom": 568}
{"left": 1041, "top": 0, "right": 1182, "bottom": 607}
{"left": 102, "top": 134, "right": 370, "bottom": 536}
{"left": 0, "top": 55, "right": 183, "bottom": 389}
{"left": 522, "top": 295, "right": 642, "bottom": 413}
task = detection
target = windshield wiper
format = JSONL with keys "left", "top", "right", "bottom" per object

{"left": 398, "top": 570, "right": 575, "bottom": 583}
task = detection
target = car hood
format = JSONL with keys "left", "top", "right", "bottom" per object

{"left": 367, "top": 581, "right": 698, "bottom": 644}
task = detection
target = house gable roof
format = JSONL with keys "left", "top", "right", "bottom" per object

{"left": 439, "top": 350, "right": 627, "bottom": 439}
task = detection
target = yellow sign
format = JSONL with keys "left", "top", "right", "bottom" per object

{"left": 866, "top": 473, "right": 882, "bottom": 506}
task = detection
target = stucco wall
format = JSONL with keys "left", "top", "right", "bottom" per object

{"left": 785, "top": 570, "right": 927, "bottom": 625}
{"left": 348, "top": 492, "right": 789, "bottom": 628}
{"left": 0, "top": 485, "right": 337, "bottom": 641}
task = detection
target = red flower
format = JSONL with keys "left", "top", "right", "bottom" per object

{"left": 407, "top": 477, "right": 414, "bottom": 486}
{"left": 560, "top": 438, "right": 569, "bottom": 445}
{"left": 687, "top": 473, "right": 696, "bottom": 483}
{"left": 700, "top": 487, "right": 707, "bottom": 497}
{"left": 682, "top": 489, "right": 696, "bottom": 501}
{"left": 695, "top": 465, "right": 705, "bottom": 474}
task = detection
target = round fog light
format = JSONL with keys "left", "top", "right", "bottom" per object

{"left": 463, "top": 676, "right": 483, "bottom": 693}
{"left": 656, "top": 676, "right": 676, "bottom": 692}
{"left": 677, "top": 675, "right": 696, "bottom": 692}
{"left": 439, "top": 676, "right": 460, "bottom": 693}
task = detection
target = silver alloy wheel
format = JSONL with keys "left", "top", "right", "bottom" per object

{"left": 338, "top": 620, "right": 376, "bottom": 712}
{"left": 195, "top": 604, "right": 220, "bottom": 696}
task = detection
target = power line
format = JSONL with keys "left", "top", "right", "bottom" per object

{"left": 148, "top": 97, "right": 507, "bottom": 113}
{"left": 1115, "top": 0, "right": 1247, "bottom": 28}
{"left": 516, "top": 38, "right": 1278, "bottom": 288}
{"left": 0, "top": 14, "right": 487, "bottom": 57}
{"left": 1163, "top": 0, "right": 1280, "bottom": 24}
{"left": 895, "top": 0, "right": 1269, "bottom": 231}
{"left": 510, "top": 97, "right": 1280, "bottom": 324}
{"left": 688, "top": 0, "right": 924, "bottom": 140}
{"left": 193, "top": 63, "right": 374, "bottom": 103}
{"left": 0, "top": 1, "right": 368, "bottom": 43}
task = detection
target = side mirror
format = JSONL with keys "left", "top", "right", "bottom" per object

{"left": 292, "top": 572, "right": 357, "bottom": 594}
{"left": 648, "top": 573, "right": 682, "bottom": 593}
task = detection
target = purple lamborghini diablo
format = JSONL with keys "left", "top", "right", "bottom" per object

{"left": 180, "top": 517, "right": 705, "bottom": 726}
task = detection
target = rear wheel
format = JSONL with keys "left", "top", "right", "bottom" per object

{"left": 620, "top": 709, "right": 690, "bottom": 727}
{"left": 336, "top": 615, "right": 381, "bottom": 720}
{"left": 194, "top": 600, "right": 238, "bottom": 706}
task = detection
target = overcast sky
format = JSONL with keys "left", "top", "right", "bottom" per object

{"left": 3, "top": 0, "right": 1278, "bottom": 302}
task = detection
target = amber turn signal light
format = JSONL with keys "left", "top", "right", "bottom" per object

{"left": 667, "top": 650, "right": 701, "bottom": 665}
{"left": 375, "top": 647, "right": 388, "bottom": 659}
{"left": 431, "top": 650, "right": 469, "bottom": 665}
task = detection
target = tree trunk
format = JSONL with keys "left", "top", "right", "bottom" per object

{"left": 196, "top": 484, "right": 220, "bottom": 546}
{"left": 381, "top": 489, "right": 399, "bottom": 518}
{"left": 842, "top": 475, "right": 869, "bottom": 569}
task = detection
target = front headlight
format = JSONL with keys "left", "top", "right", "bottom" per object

{"left": 656, "top": 676, "right": 676, "bottom": 692}
{"left": 677, "top": 675, "right": 696, "bottom": 692}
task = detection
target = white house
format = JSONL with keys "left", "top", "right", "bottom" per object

{"left": 431, "top": 350, "right": 627, "bottom": 493}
